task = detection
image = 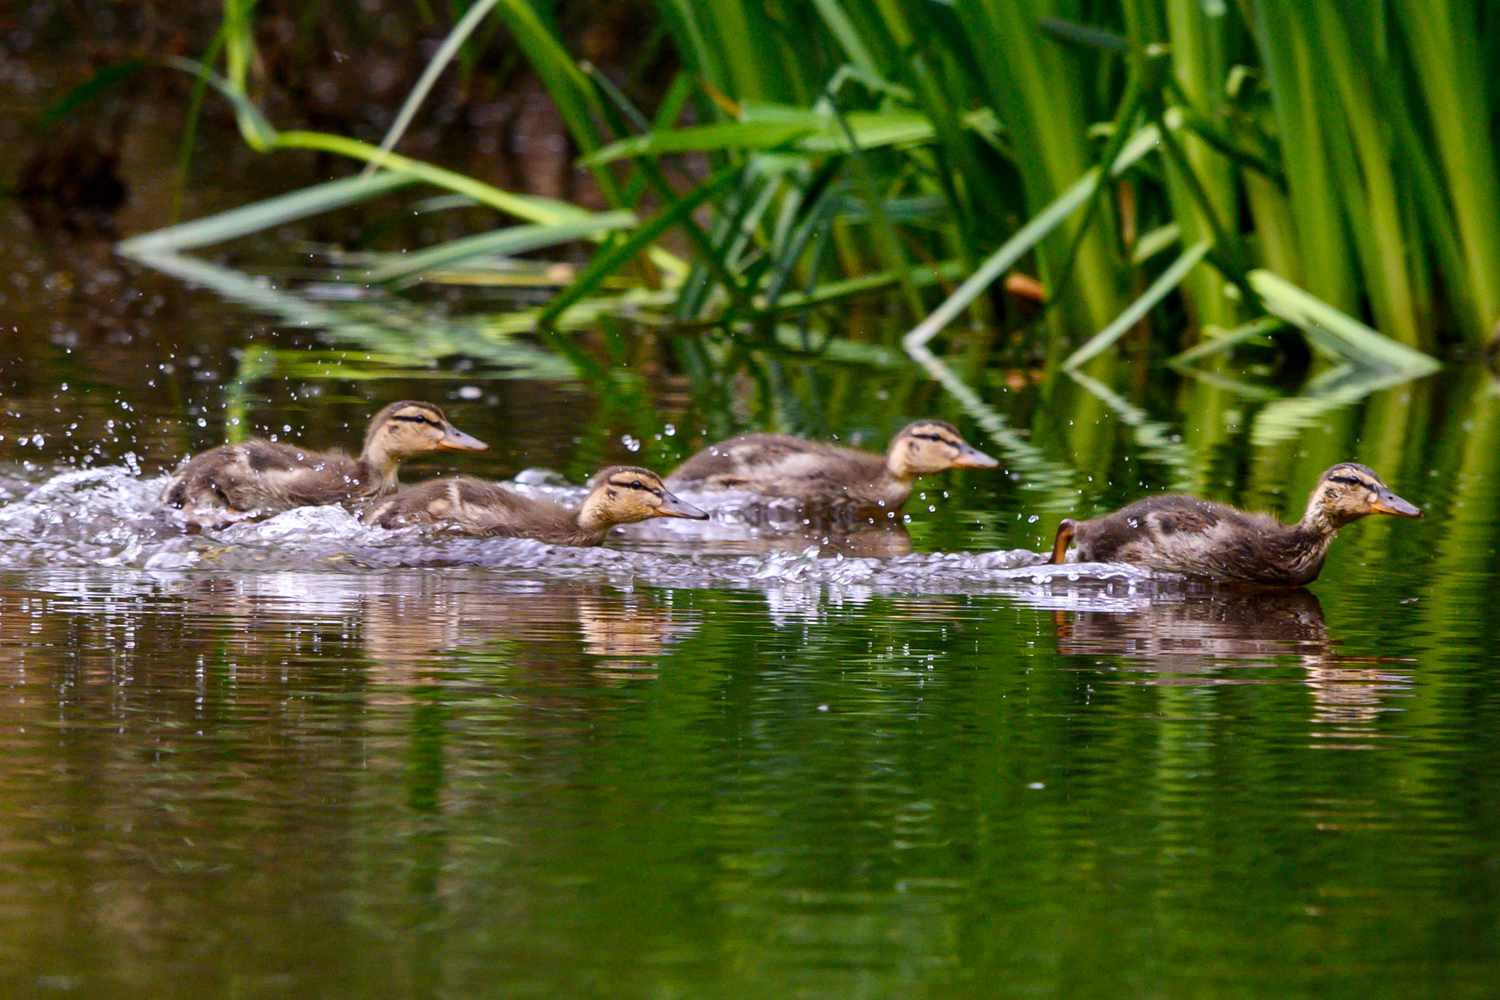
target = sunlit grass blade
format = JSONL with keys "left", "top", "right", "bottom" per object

{"left": 1064, "top": 239, "right": 1212, "bottom": 369}
{"left": 154, "top": 58, "right": 687, "bottom": 279}
{"left": 584, "top": 106, "right": 992, "bottom": 166}
{"left": 584, "top": 120, "right": 817, "bottom": 165}
{"left": 903, "top": 125, "right": 1159, "bottom": 351}
{"left": 119, "top": 174, "right": 419, "bottom": 255}
{"left": 362, "top": 0, "right": 503, "bottom": 177}
{"left": 367, "top": 211, "right": 638, "bottom": 284}
{"left": 539, "top": 167, "right": 741, "bottom": 326}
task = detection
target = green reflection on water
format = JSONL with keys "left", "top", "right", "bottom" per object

{"left": 1, "top": 567, "right": 1497, "bottom": 998}
{"left": 3, "top": 252, "right": 1500, "bottom": 996}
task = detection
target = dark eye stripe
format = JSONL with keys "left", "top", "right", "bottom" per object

{"left": 392, "top": 413, "right": 439, "bottom": 426}
{"left": 1329, "top": 475, "right": 1367, "bottom": 487}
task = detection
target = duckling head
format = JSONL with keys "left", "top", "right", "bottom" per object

{"left": 1302, "top": 462, "right": 1422, "bottom": 533}
{"left": 577, "top": 466, "right": 710, "bottom": 532}
{"left": 885, "top": 420, "right": 998, "bottom": 480}
{"left": 363, "top": 401, "right": 488, "bottom": 472}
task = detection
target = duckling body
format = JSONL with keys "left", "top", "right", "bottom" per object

{"left": 666, "top": 420, "right": 996, "bottom": 514}
{"left": 162, "top": 401, "right": 485, "bottom": 519}
{"left": 362, "top": 466, "right": 707, "bottom": 546}
{"left": 1050, "top": 463, "right": 1421, "bottom": 586}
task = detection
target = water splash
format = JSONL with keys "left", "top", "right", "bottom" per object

{"left": 0, "top": 464, "right": 1177, "bottom": 609}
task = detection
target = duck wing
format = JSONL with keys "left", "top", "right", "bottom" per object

{"left": 668, "top": 433, "right": 885, "bottom": 495}
{"left": 364, "top": 477, "right": 577, "bottom": 539}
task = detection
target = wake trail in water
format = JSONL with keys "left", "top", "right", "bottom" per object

{"left": 0, "top": 465, "right": 1178, "bottom": 606}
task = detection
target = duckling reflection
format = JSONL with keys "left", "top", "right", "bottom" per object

{"left": 622, "top": 512, "right": 913, "bottom": 558}
{"left": 360, "top": 579, "right": 698, "bottom": 678}
{"left": 1056, "top": 588, "right": 1330, "bottom": 663}
{"left": 1054, "top": 588, "right": 1411, "bottom": 729}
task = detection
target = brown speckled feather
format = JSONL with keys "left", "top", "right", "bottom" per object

{"left": 162, "top": 441, "right": 378, "bottom": 514}
{"left": 667, "top": 433, "right": 901, "bottom": 509}
{"left": 363, "top": 477, "right": 602, "bottom": 546}
{"left": 1071, "top": 495, "right": 1331, "bottom": 586}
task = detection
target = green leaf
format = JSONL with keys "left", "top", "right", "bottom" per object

{"left": 902, "top": 124, "right": 1160, "bottom": 351}
{"left": 35, "top": 60, "right": 145, "bottom": 132}
{"left": 583, "top": 106, "right": 987, "bottom": 165}
{"left": 539, "top": 167, "right": 741, "bottom": 326}
{"left": 1248, "top": 269, "right": 1441, "bottom": 375}
{"left": 1064, "top": 240, "right": 1212, "bottom": 369}
{"left": 367, "top": 211, "right": 639, "bottom": 284}
{"left": 583, "top": 120, "right": 816, "bottom": 165}
{"left": 119, "top": 173, "right": 419, "bottom": 255}
{"left": 362, "top": 0, "right": 504, "bottom": 177}
{"left": 1169, "top": 316, "right": 1286, "bottom": 367}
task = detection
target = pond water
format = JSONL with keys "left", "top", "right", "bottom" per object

{"left": 5, "top": 134, "right": 1500, "bottom": 1000}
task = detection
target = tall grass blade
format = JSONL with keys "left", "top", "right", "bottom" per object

{"left": 1394, "top": 0, "right": 1500, "bottom": 338}
{"left": 903, "top": 125, "right": 1159, "bottom": 351}
{"left": 35, "top": 59, "right": 144, "bottom": 131}
{"left": 1063, "top": 239, "right": 1211, "bottom": 369}
{"left": 539, "top": 168, "right": 740, "bottom": 326}
{"left": 362, "top": 0, "right": 503, "bottom": 177}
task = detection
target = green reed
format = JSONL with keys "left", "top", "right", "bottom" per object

{"left": 113, "top": 0, "right": 1500, "bottom": 374}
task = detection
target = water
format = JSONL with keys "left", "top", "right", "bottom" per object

{"left": 5, "top": 84, "right": 1500, "bottom": 1000}
{"left": 6, "top": 332, "right": 1500, "bottom": 1000}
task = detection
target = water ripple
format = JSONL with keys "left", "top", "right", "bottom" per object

{"left": 0, "top": 465, "right": 1177, "bottom": 608}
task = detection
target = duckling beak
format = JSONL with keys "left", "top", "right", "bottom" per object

{"left": 657, "top": 491, "right": 710, "bottom": 520}
{"left": 1371, "top": 487, "right": 1422, "bottom": 518}
{"left": 438, "top": 424, "right": 488, "bottom": 452}
{"left": 952, "top": 442, "right": 999, "bottom": 469}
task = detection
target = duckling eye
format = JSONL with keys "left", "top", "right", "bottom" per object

{"left": 1328, "top": 475, "right": 1364, "bottom": 488}
{"left": 631, "top": 479, "right": 643, "bottom": 489}
{"left": 913, "top": 433, "right": 944, "bottom": 443}
{"left": 392, "top": 414, "right": 438, "bottom": 427}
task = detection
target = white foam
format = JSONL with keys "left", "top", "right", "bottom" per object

{"left": 0, "top": 465, "right": 1183, "bottom": 609}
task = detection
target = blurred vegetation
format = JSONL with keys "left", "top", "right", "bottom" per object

{"left": 19, "top": 0, "right": 1499, "bottom": 425}
{"left": 112, "top": 2, "right": 1500, "bottom": 360}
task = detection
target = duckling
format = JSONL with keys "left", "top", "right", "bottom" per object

{"left": 666, "top": 420, "right": 997, "bottom": 514}
{"left": 362, "top": 466, "right": 709, "bottom": 546}
{"left": 162, "top": 401, "right": 487, "bottom": 518}
{"left": 1049, "top": 462, "right": 1422, "bottom": 586}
